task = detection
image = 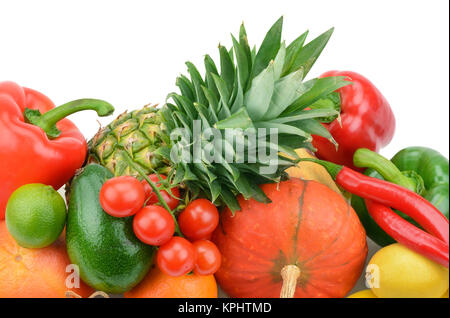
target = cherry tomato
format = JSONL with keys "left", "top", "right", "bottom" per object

{"left": 178, "top": 199, "right": 219, "bottom": 240}
{"left": 156, "top": 236, "right": 196, "bottom": 277}
{"left": 141, "top": 174, "right": 180, "bottom": 210}
{"left": 193, "top": 240, "right": 222, "bottom": 276}
{"left": 133, "top": 205, "right": 175, "bottom": 246}
{"left": 99, "top": 176, "right": 145, "bottom": 217}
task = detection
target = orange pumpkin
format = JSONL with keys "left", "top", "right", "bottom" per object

{"left": 212, "top": 178, "right": 367, "bottom": 298}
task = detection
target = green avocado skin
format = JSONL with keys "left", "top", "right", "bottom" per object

{"left": 66, "top": 164, "right": 154, "bottom": 294}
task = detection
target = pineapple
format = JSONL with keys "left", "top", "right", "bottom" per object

{"left": 88, "top": 17, "right": 348, "bottom": 212}
{"left": 88, "top": 106, "right": 171, "bottom": 177}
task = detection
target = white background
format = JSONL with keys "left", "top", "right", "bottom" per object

{"left": 1, "top": 0, "right": 448, "bottom": 159}
{"left": 1, "top": 0, "right": 449, "bottom": 297}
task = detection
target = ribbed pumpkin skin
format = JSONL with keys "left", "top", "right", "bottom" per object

{"left": 212, "top": 178, "right": 367, "bottom": 298}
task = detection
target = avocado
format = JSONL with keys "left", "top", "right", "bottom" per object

{"left": 66, "top": 164, "right": 154, "bottom": 293}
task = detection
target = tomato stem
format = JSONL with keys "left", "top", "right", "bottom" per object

{"left": 121, "top": 151, "right": 183, "bottom": 236}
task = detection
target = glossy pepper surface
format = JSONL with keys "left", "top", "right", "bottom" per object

{"left": 0, "top": 81, "right": 114, "bottom": 219}
{"left": 352, "top": 147, "right": 449, "bottom": 246}
{"left": 301, "top": 157, "right": 449, "bottom": 267}
{"left": 312, "top": 71, "right": 396, "bottom": 170}
{"left": 365, "top": 199, "right": 449, "bottom": 267}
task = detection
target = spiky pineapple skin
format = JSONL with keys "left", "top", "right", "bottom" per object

{"left": 88, "top": 105, "right": 171, "bottom": 179}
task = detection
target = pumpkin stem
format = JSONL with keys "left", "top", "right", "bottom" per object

{"left": 280, "top": 265, "right": 301, "bottom": 298}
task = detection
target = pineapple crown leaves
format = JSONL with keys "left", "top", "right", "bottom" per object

{"left": 161, "top": 17, "right": 351, "bottom": 212}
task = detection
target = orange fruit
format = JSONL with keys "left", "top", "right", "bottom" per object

{"left": 124, "top": 265, "right": 218, "bottom": 298}
{"left": 0, "top": 221, "right": 93, "bottom": 298}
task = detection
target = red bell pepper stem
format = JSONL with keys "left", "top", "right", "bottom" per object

{"left": 121, "top": 151, "right": 183, "bottom": 237}
{"left": 25, "top": 98, "right": 114, "bottom": 139}
{"left": 365, "top": 199, "right": 449, "bottom": 267}
{"left": 301, "top": 158, "right": 450, "bottom": 245}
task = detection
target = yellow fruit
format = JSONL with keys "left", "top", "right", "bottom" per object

{"left": 442, "top": 290, "right": 449, "bottom": 298}
{"left": 347, "top": 289, "right": 377, "bottom": 298}
{"left": 368, "top": 243, "right": 449, "bottom": 298}
{"left": 285, "top": 148, "right": 341, "bottom": 194}
{"left": 124, "top": 266, "right": 217, "bottom": 298}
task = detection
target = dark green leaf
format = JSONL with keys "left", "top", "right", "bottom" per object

{"left": 201, "top": 85, "right": 219, "bottom": 114}
{"left": 239, "top": 23, "right": 252, "bottom": 80}
{"left": 194, "top": 102, "right": 213, "bottom": 128}
{"left": 176, "top": 75, "right": 195, "bottom": 102}
{"left": 307, "top": 91, "right": 341, "bottom": 123}
{"left": 247, "top": 181, "right": 271, "bottom": 203}
{"left": 254, "top": 121, "right": 310, "bottom": 139}
{"left": 215, "top": 107, "right": 253, "bottom": 129}
{"left": 252, "top": 16, "right": 283, "bottom": 79}
{"left": 273, "top": 41, "right": 286, "bottom": 80}
{"left": 282, "top": 30, "right": 309, "bottom": 76}
{"left": 204, "top": 54, "right": 220, "bottom": 97}
{"left": 287, "top": 27, "right": 334, "bottom": 78}
{"left": 272, "top": 108, "right": 339, "bottom": 124}
{"left": 284, "top": 76, "right": 349, "bottom": 114}
{"left": 230, "top": 75, "right": 244, "bottom": 114}
{"left": 295, "top": 118, "right": 337, "bottom": 146}
{"left": 244, "top": 62, "right": 275, "bottom": 120}
{"left": 232, "top": 35, "right": 250, "bottom": 94}
{"left": 219, "top": 188, "right": 241, "bottom": 214}
{"left": 262, "top": 68, "right": 304, "bottom": 120}
{"left": 193, "top": 163, "right": 217, "bottom": 183}
{"left": 233, "top": 175, "right": 258, "bottom": 200}
{"left": 173, "top": 110, "right": 193, "bottom": 134}
{"left": 209, "top": 180, "right": 221, "bottom": 203}
{"left": 211, "top": 73, "right": 231, "bottom": 105}
{"left": 182, "top": 163, "right": 199, "bottom": 181}
{"left": 167, "top": 93, "right": 196, "bottom": 121}
{"left": 186, "top": 62, "right": 208, "bottom": 106}
{"left": 219, "top": 45, "right": 235, "bottom": 93}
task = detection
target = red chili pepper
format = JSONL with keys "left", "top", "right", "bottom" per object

{"left": 365, "top": 199, "right": 449, "bottom": 267}
{"left": 335, "top": 166, "right": 449, "bottom": 245}
{"left": 312, "top": 71, "right": 396, "bottom": 170}
{"left": 301, "top": 158, "right": 449, "bottom": 266}
{"left": 0, "top": 81, "right": 114, "bottom": 219}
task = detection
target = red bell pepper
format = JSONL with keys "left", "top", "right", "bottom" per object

{"left": 0, "top": 81, "right": 114, "bottom": 219}
{"left": 312, "top": 71, "right": 396, "bottom": 170}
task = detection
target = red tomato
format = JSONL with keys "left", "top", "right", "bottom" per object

{"left": 99, "top": 176, "right": 145, "bottom": 217}
{"left": 178, "top": 199, "right": 219, "bottom": 240}
{"left": 133, "top": 205, "right": 175, "bottom": 246}
{"left": 156, "top": 236, "right": 196, "bottom": 277}
{"left": 193, "top": 240, "right": 222, "bottom": 276}
{"left": 141, "top": 174, "right": 180, "bottom": 210}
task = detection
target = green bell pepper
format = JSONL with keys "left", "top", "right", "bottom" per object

{"left": 351, "top": 146, "right": 449, "bottom": 247}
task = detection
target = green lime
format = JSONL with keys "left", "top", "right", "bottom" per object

{"left": 5, "top": 183, "right": 67, "bottom": 248}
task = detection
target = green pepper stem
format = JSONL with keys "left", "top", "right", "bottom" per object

{"left": 24, "top": 99, "right": 114, "bottom": 139}
{"left": 121, "top": 151, "right": 183, "bottom": 236}
{"left": 353, "top": 148, "right": 417, "bottom": 191}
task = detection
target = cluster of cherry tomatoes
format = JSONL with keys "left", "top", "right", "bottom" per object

{"left": 99, "top": 174, "right": 222, "bottom": 277}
